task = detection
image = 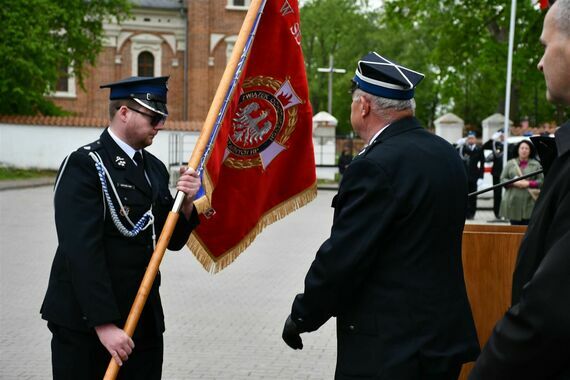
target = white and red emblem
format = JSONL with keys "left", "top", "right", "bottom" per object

{"left": 224, "top": 76, "right": 303, "bottom": 170}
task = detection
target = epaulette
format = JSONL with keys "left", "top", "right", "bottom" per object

{"left": 77, "top": 140, "right": 103, "bottom": 154}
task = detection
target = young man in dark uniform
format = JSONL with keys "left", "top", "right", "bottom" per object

{"left": 41, "top": 76, "right": 201, "bottom": 379}
{"left": 282, "top": 52, "right": 479, "bottom": 380}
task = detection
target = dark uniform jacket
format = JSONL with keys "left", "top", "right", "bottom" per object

{"left": 291, "top": 117, "right": 480, "bottom": 379}
{"left": 470, "top": 122, "right": 570, "bottom": 380}
{"left": 490, "top": 140, "right": 504, "bottom": 178}
{"left": 41, "top": 129, "right": 198, "bottom": 342}
{"left": 459, "top": 143, "right": 485, "bottom": 183}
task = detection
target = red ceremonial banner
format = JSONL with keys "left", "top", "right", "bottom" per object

{"left": 188, "top": 0, "right": 317, "bottom": 272}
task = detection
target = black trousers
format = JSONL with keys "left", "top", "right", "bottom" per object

{"left": 492, "top": 175, "right": 502, "bottom": 218}
{"left": 49, "top": 322, "right": 163, "bottom": 380}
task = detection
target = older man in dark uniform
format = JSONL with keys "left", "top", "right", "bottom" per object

{"left": 470, "top": 1, "right": 570, "bottom": 378}
{"left": 41, "top": 76, "right": 201, "bottom": 379}
{"left": 282, "top": 52, "right": 479, "bottom": 380}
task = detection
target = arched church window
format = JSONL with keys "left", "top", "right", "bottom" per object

{"left": 138, "top": 51, "right": 154, "bottom": 77}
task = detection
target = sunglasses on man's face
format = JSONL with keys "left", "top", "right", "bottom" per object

{"left": 125, "top": 106, "right": 166, "bottom": 127}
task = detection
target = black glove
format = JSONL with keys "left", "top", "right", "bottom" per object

{"left": 282, "top": 314, "right": 303, "bottom": 350}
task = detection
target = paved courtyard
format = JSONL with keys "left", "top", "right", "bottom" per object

{"left": 0, "top": 184, "right": 496, "bottom": 379}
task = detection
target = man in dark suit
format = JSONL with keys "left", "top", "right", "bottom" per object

{"left": 41, "top": 76, "right": 201, "bottom": 379}
{"left": 490, "top": 131, "right": 505, "bottom": 219}
{"left": 282, "top": 52, "right": 479, "bottom": 380}
{"left": 470, "top": 1, "right": 570, "bottom": 378}
{"left": 458, "top": 131, "right": 485, "bottom": 219}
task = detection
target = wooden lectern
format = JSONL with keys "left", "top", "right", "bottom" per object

{"left": 458, "top": 224, "right": 527, "bottom": 379}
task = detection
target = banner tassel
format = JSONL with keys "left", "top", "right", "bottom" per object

{"left": 187, "top": 181, "right": 317, "bottom": 273}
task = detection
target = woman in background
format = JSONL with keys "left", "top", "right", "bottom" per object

{"left": 499, "top": 140, "right": 544, "bottom": 225}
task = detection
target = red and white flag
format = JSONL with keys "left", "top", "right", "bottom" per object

{"left": 188, "top": 0, "right": 316, "bottom": 272}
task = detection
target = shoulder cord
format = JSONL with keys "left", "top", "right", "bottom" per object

{"left": 89, "top": 152, "right": 156, "bottom": 248}
{"left": 53, "top": 154, "right": 70, "bottom": 195}
{"left": 53, "top": 153, "right": 107, "bottom": 220}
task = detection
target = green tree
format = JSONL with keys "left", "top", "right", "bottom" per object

{"left": 301, "top": 0, "right": 380, "bottom": 134}
{"left": 381, "top": 0, "right": 567, "bottom": 127}
{"left": 0, "top": 0, "right": 131, "bottom": 115}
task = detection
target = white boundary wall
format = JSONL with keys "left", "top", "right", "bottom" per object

{"left": 0, "top": 123, "right": 198, "bottom": 170}
{"left": 1, "top": 123, "right": 335, "bottom": 181}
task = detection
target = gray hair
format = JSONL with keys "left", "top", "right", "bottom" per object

{"left": 352, "top": 89, "right": 416, "bottom": 116}
{"left": 554, "top": 0, "right": 570, "bottom": 37}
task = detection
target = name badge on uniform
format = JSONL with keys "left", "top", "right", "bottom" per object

{"left": 117, "top": 183, "right": 135, "bottom": 190}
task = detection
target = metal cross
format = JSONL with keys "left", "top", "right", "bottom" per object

{"left": 317, "top": 54, "right": 346, "bottom": 115}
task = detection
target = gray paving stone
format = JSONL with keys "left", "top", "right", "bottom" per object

{"left": 0, "top": 185, "right": 499, "bottom": 379}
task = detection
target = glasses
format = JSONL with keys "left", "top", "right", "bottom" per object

{"left": 126, "top": 106, "right": 166, "bottom": 127}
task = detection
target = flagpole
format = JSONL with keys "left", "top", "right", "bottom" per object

{"left": 503, "top": 0, "right": 517, "bottom": 169}
{"left": 103, "top": 1, "right": 266, "bottom": 378}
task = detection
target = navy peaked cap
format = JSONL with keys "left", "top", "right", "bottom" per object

{"left": 100, "top": 76, "right": 169, "bottom": 116}
{"left": 353, "top": 52, "right": 424, "bottom": 100}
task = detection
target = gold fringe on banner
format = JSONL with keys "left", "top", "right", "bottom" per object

{"left": 187, "top": 181, "right": 318, "bottom": 273}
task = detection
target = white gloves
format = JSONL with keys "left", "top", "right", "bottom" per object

{"left": 477, "top": 178, "right": 484, "bottom": 187}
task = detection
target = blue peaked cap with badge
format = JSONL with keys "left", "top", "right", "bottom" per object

{"left": 353, "top": 52, "right": 425, "bottom": 100}
{"left": 100, "top": 76, "right": 169, "bottom": 116}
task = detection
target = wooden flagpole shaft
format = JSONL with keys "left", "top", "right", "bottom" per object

{"left": 103, "top": 210, "right": 180, "bottom": 380}
{"left": 103, "top": 1, "right": 265, "bottom": 379}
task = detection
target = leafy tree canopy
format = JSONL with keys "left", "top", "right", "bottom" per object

{"left": 300, "top": 0, "right": 567, "bottom": 135}
{"left": 0, "top": 0, "right": 131, "bottom": 115}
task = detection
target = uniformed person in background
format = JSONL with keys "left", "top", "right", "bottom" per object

{"left": 282, "top": 52, "right": 479, "bottom": 380}
{"left": 490, "top": 130, "right": 505, "bottom": 220}
{"left": 40, "top": 76, "right": 201, "bottom": 379}
{"left": 458, "top": 131, "right": 485, "bottom": 220}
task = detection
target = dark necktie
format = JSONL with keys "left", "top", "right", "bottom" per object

{"left": 133, "top": 151, "right": 145, "bottom": 175}
{"left": 133, "top": 151, "right": 151, "bottom": 192}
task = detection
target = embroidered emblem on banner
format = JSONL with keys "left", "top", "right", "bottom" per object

{"left": 225, "top": 76, "right": 303, "bottom": 170}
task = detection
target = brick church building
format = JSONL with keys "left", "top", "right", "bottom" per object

{"left": 48, "top": 0, "right": 251, "bottom": 123}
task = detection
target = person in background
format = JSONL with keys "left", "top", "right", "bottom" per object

{"left": 337, "top": 144, "right": 353, "bottom": 182}
{"left": 499, "top": 140, "right": 543, "bottom": 225}
{"left": 470, "top": 0, "right": 570, "bottom": 378}
{"left": 458, "top": 131, "right": 485, "bottom": 219}
{"left": 490, "top": 130, "right": 505, "bottom": 220}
